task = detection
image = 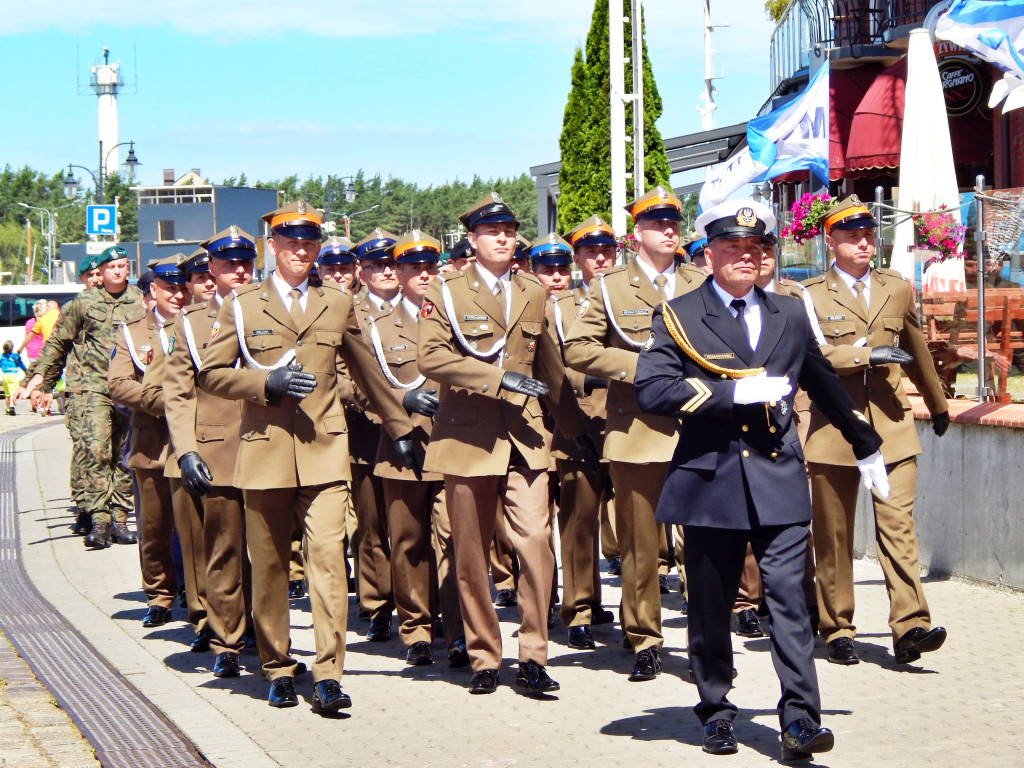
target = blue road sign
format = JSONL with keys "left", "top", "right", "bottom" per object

{"left": 86, "top": 205, "right": 117, "bottom": 236}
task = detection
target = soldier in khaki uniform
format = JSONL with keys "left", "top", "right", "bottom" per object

{"left": 350, "top": 228, "right": 402, "bottom": 640}
{"left": 367, "top": 230, "right": 468, "bottom": 668}
{"left": 318, "top": 237, "right": 357, "bottom": 291}
{"left": 142, "top": 230, "right": 259, "bottom": 678}
{"left": 198, "top": 201, "right": 416, "bottom": 714}
{"left": 563, "top": 187, "right": 706, "bottom": 682}
{"left": 534, "top": 226, "right": 616, "bottom": 650}
{"left": 418, "top": 193, "right": 596, "bottom": 697}
{"left": 802, "top": 195, "right": 950, "bottom": 665}
{"left": 109, "top": 257, "right": 202, "bottom": 638}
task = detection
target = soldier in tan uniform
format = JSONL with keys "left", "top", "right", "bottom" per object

{"left": 318, "top": 237, "right": 357, "bottom": 291}
{"left": 802, "top": 195, "right": 950, "bottom": 666}
{"left": 350, "top": 228, "right": 402, "bottom": 641}
{"left": 535, "top": 225, "right": 616, "bottom": 650}
{"left": 418, "top": 193, "right": 596, "bottom": 696}
{"left": 367, "top": 230, "right": 468, "bottom": 668}
{"left": 109, "top": 257, "right": 203, "bottom": 639}
{"left": 198, "top": 201, "right": 417, "bottom": 714}
{"left": 563, "top": 187, "right": 706, "bottom": 682}
{"left": 142, "top": 229, "right": 259, "bottom": 678}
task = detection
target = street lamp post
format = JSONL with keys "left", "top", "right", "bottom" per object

{"left": 324, "top": 204, "right": 380, "bottom": 239}
{"left": 63, "top": 140, "right": 140, "bottom": 202}
{"left": 17, "top": 201, "right": 77, "bottom": 284}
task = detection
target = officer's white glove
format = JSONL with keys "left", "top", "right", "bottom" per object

{"left": 856, "top": 450, "right": 890, "bottom": 498}
{"left": 733, "top": 372, "right": 792, "bottom": 405}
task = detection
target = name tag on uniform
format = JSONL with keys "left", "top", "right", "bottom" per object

{"left": 389, "top": 345, "right": 408, "bottom": 352}
{"left": 463, "top": 314, "right": 488, "bottom": 321}
{"left": 705, "top": 352, "right": 735, "bottom": 360}
{"left": 826, "top": 315, "right": 846, "bottom": 321}
{"left": 251, "top": 329, "right": 274, "bottom": 336}
{"left": 621, "top": 309, "right": 650, "bottom": 316}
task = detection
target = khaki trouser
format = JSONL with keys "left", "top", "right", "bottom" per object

{"left": 136, "top": 467, "right": 178, "bottom": 610}
{"left": 169, "top": 478, "right": 209, "bottom": 632}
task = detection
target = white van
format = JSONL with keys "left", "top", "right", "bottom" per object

{"left": 0, "top": 284, "right": 85, "bottom": 352}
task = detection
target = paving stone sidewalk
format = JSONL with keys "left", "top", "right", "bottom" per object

{"left": 10, "top": 422, "right": 1024, "bottom": 768}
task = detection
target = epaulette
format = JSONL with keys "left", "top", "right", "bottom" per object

{"left": 182, "top": 300, "right": 207, "bottom": 315}
{"left": 124, "top": 307, "right": 148, "bottom": 324}
{"left": 776, "top": 277, "right": 801, "bottom": 287}
{"left": 513, "top": 271, "right": 542, "bottom": 288}
{"left": 679, "top": 263, "right": 709, "bottom": 281}
{"left": 318, "top": 281, "right": 346, "bottom": 295}
{"left": 802, "top": 274, "right": 827, "bottom": 288}
{"left": 437, "top": 270, "right": 465, "bottom": 283}
{"left": 875, "top": 268, "right": 907, "bottom": 283}
{"left": 234, "top": 283, "right": 263, "bottom": 297}
{"left": 601, "top": 265, "right": 628, "bottom": 278}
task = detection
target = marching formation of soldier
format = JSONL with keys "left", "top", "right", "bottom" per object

{"left": 17, "top": 188, "right": 950, "bottom": 760}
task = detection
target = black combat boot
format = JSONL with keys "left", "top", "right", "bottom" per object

{"left": 84, "top": 521, "right": 111, "bottom": 549}
{"left": 110, "top": 520, "right": 138, "bottom": 544}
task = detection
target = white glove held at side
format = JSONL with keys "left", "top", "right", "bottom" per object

{"left": 733, "top": 372, "right": 792, "bottom": 405}
{"left": 856, "top": 450, "right": 890, "bottom": 498}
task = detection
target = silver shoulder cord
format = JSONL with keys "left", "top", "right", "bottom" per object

{"left": 553, "top": 298, "right": 566, "bottom": 344}
{"left": 182, "top": 314, "right": 203, "bottom": 370}
{"left": 440, "top": 279, "right": 505, "bottom": 359}
{"left": 230, "top": 291, "right": 296, "bottom": 371}
{"left": 793, "top": 283, "right": 827, "bottom": 346}
{"left": 121, "top": 322, "right": 168, "bottom": 372}
{"left": 599, "top": 272, "right": 646, "bottom": 349}
{"left": 366, "top": 314, "right": 425, "bottom": 391}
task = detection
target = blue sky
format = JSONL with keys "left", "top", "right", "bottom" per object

{"left": 2, "top": 1, "right": 776, "bottom": 189}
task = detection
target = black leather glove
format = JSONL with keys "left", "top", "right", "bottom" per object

{"left": 178, "top": 451, "right": 213, "bottom": 497}
{"left": 265, "top": 362, "right": 318, "bottom": 399}
{"left": 402, "top": 388, "right": 439, "bottom": 418}
{"left": 932, "top": 411, "right": 950, "bottom": 437}
{"left": 500, "top": 371, "right": 550, "bottom": 397}
{"left": 869, "top": 345, "right": 913, "bottom": 366}
{"left": 583, "top": 375, "right": 608, "bottom": 396}
{"left": 574, "top": 433, "right": 602, "bottom": 474}
{"left": 394, "top": 435, "right": 422, "bottom": 481}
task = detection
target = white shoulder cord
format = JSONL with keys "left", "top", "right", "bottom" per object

{"left": 231, "top": 291, "right": 296, "bottom": 371}
{"left": 440, "top": 279, "right": 506, "bottom": 359}
{"left": 599, "top": 272, "right": 646, "bottom": 349}
{"left": 794, "top": 283, "right": 827, "bottom": 346}
{"left": 366, "top": 314, "right": 425, "bottom": 391}
{"left": 552, "top": 298, "right": 566, "bottom": 344}
{"left": 182, "top": 314, "right": 203, "bottom": 370}
{"left": 121, "top": 322, "right": 147, "bottom": 372}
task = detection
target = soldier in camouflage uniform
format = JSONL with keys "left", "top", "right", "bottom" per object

{"left": 21, "top": 246, "right": 145, "bottom": 548}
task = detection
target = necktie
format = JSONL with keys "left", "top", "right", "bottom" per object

{"left": 654, "top": 274, "right": 668, "bottom": 298}
{"left": 380, "top": 300, "right": 392, "bottom": 312}
{"left": 853, "top": 280, "right": 869, "bottom": 316}
{"left": 493, "top": 281, "right": 503, "bottom": 299}
{"left": 288, "top": 288, "right": 303, "bottom": 325}
{"left": 730, "top": 299, "right": 750, "bottom": 346}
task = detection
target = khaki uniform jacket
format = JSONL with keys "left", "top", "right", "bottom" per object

{"left": 347, "top": 293, "right": 390, "bottom": 465}
{"left": 142, "top": 297, "right": 246, "bottom": 486}
{"left": 563, "top": 258, "right": 706, "bottom": 463}
{"left": 801, "top": 266, "right": 948, "bottom": 466}
{"left": 367, "top": 300, "right": 442, "bottom": 482}
{"left": 417, "top": 263, "right": 587, "bottom": 477}
{"left": 196, "top": 279, "right": 413, "bottom": 490}
{"left": 108, "top": 310, "right": 171, "bottom": 471}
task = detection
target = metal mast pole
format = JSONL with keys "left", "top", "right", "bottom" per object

{"left": 630, "top": 0, "right": 644, "bottom": 200}
{"left": 610, "top": 0, "right": 628, "bottom": 236}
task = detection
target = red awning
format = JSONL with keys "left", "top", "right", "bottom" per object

{"left": 846, "top": 59, "right": 906, "bottom": 172}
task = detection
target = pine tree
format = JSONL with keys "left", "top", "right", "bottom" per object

{"left": 556, "top": 0, "right": 671, "bottom": 232}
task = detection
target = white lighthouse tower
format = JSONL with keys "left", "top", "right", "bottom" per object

{"left": 91, "top": 47, "right": 123, "bottom": 179}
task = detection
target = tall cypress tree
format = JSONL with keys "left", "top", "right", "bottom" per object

{"left": 557, "top": 0, "right": 671, "bottom": 232}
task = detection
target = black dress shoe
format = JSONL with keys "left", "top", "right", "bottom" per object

{"left": 84, "top": 521, "right": 111, "bottom": 549}
{"left": 405, "top": 640, "right": 433, "bottom": 666}
{"left": 567, "top": 625, "right": 595, "bottom": 650}
{"left": 367, "top": 614, "right": 392, "bottom": 642}
{"left": 702, "top": 719, "right": 738, "bottom": 755}
{"left": 658, "top": 574, "right": 669, "bottom": 594}
{"left": 894, "top": 626, "right": 947, "bottom": 664}
{"left": 494, "top": 588, "right": 517, "bottom": 607}
{"left": 189, "top": 627, "right": 213, "bottom": 653}
{"left": 591, "top": 605, "right": 615, "bottom": 625}
{"left": 311, "top": 679, "right": 351, "bottom": 714}
{"left": 71, "top": 511, "right": 92, "bottom": 536}
{"left": 780, "top": 718, "right": 834, "bottom": 762}
{"left": 628, "top": 647, "right": 662, "bottom": 681}
{"left": 515, "top": 660, "right": 559, "bottom": 697}
{"left": 110, "top": 520, "right": 138, "bottom": 544}
{"left": 294, "top": 661, "right": 308, "bottom": 676}
{"left": 469, "top": 669, "right": 500, "bottom": 694}
{"left": 142, "top": 605, "right": 172, "bottom": 628}
{"left": 607, "top": 556, "right": 622, "bottom": 576}
{"left": 268, "top": 676, "right": 298, "bottom": 708}
{"left": 432, "top": 615, "right": 444, "bottom": 639}
{"left": 213, "top": 652, "right": 240, "bottom": 678}
{"left": 736, "top": 608, "right": 764, "bottom": 638}
{"left": 288, "top": 580, "right": 305, "bottom": 599}
{"left": 826, "top": 637, "right": 859, "bottom": 665}
{"left": 243, "top": 627, "right": 258, "bottom": 649}
{"left": 447, "top": 638, "right": 469, "bottom": 668}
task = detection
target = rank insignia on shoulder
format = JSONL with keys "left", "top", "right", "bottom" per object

{"left": 578, "top": 298, "right": 590, "bottom": 318}
{"left": 210, "top": 321, "right": 220, "bottom": 341}
{"left": 642, "top": 330, "right": 656, "bottom": 351}
{"left": 826, "top": 315, "right": 846, "bottom": 321}
{"left": 421, "top": 300, "right": 435, "bottom": 318}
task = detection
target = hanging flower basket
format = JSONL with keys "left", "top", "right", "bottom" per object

{"left": 912, "top": 206, "right": 966, "bottom": 266}
{"left": 780, "top": 193, "right": 836, "bottom": 245}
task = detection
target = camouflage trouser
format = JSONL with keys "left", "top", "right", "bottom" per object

{"left": 64, "top": 394, "right": 87, "bottom": 509}
{"left": 77, "top": 391, "right": 132, "bottom": 525}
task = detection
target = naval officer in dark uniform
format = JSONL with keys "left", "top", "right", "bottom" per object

{"left": 635, "top": 199, "right": 888, "bottom": 761}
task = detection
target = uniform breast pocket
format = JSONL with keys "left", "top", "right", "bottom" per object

{"left": 312, "top": 331, "right": 342, "bottom": 372}
{"left": 195, "top": 422, "right": 225, "bottom": 444}
{"left": 519, "top": 322, "right": 542, "bottom": 364}
{"left": 882, "top": 316, "right": 904, "bottom": 344}
{"left": 616, "top": 311, "right": 651, "bottom": 341}
{"left": 239, "top": 420, "right": 270, "bottom": 443}
{"left": 823, "top": 320, "right": 857, "bottom": 343}
{"left": 462, "top": 321, "right": 496, "bottom": 353}
{"left": 246, "top": 334, "right": 283, "bottom": 366}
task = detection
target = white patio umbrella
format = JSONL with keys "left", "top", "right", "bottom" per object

{"left": 889, "top": 28, "right": 965, "bottom": 291}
